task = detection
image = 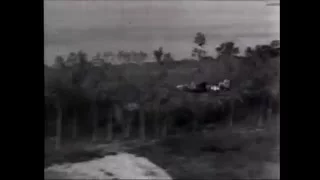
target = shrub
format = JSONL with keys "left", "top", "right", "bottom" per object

{"left": 216, "top": 42, "right": 240, "bottom": 58}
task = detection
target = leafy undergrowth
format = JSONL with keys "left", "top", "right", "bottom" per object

{"left": 45, "top": 121, "right": 279, "bottom": 179}
{"left": 129, "top": 123, "right": 279, "bottom": 179}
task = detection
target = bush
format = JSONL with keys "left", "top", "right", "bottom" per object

{"left": 216, "top": 42, "right": 240, "bottom": 58}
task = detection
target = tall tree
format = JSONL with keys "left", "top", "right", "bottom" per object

{"left": 192, "top": 32, "right": 207, "bottom": 60}
{"left": 45, "top": 76, "right": 69, "bottom": 150}
{"left": 154, "top": 47, "right": 164, "bottom": 65}
{"left": 194, "top": 32, "right": 206, "bottom": 47}
{"left": 67, "top": 51, "right": 90, "bottom": 139}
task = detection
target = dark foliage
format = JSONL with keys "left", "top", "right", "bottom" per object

{"left": 45, "top": 36, "right": 280, "bottom": 145}
{"left": 153, "top": 47, "right": 164, "bottom": 65}
{"left": 194, "top": 32, "right": 206, "bottom": 47}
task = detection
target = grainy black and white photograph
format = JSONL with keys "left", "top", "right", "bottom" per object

{"left": 44, "top": 0, "right": 280, "bottom": 179}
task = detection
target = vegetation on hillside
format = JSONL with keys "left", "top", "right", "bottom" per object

{"left": 45, "top": 33, "right": 280, "bottom": 151}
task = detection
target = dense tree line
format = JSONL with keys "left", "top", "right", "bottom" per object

{"left": 45, "top": 33, "right": 280, "bottom": 150}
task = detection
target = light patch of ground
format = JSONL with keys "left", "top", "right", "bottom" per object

{"left": 45, "top": 152, "right": 172, "bottom": 180}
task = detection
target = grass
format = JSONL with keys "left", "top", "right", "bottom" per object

{"left": 129, "top": 121, "right": 279, "bottom": 179}
{"left": 45, "top": 118, "right": 279, "bottom": 179}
